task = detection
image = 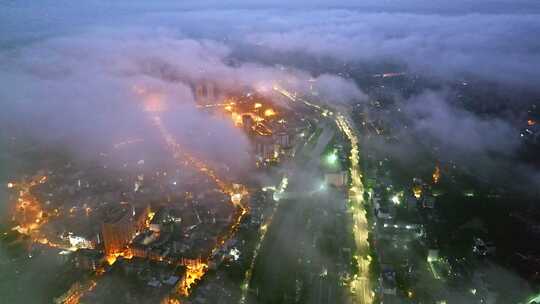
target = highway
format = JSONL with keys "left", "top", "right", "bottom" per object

{"left": 335, "top": 112, "right": 373, "bottom": 304}
{"left": 272, "top": 86, "right": 373, "bottom": 304}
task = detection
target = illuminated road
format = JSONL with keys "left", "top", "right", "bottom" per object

{"left": 335, "top": 112, "right": 373, "bottom": 304}
{"left": 275, "top": 86, "right": 373, "bottom": 304}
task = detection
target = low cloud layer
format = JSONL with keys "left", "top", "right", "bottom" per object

{"left": 0, "top": 1, "right": 538, "bottom": 173}
{"left": 365, "top": 89, "right": 540, "bottom": 191}
{"left": 241, "top": 12, "right": 540, "bottom": 89}
{"left": 3, "top": 1, "right": 540, "bottom": 88}
{"left": 404, "top": 91, "right": 518, "bottom": 158}
{"left": 0, "top": 24, "right": 368, "bottom": 177}
{"left": 0, "top": 1, "right": 538, "bottom": 184}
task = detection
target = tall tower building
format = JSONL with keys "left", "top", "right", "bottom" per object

{"left": 101, "top": 204, "right": 149, "bottom": 256}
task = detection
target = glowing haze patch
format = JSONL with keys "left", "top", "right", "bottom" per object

{"left": 326, "top": 151, "right": 338, "bottom": 165}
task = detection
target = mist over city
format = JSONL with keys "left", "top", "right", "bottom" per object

{"left": 1, "top": 1, "right": 540, "bottom": 304}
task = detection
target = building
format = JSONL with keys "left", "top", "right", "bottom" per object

{"left": 101, "top": 203, "right": 150, "bottom": 256}
{"left": 273, "top": 130, "right": 291, "bottom": 149}
{"left": 324, "top": 171, "right": 348, "bottom": 187}
{"left": 194, "top": 82, "right": 218, "bottom": 104}
{"left": 242, "top": 114, "right": 255, "bottom": 133}
{"left": 254, "top": 133, "right": 278, "bottom": 163}
{"left": 421, "top": 195, "right": 436, "bottom": 209}
{"left": 73, "top": 249, "right": 103, "bottom": 271}
{"left": 381, "top": 265, "right": 397, "bottom": 295}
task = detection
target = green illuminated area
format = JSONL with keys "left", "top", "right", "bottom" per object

{"left": 320, "top": 133, "right": 349, "bottom": 172}
{"left": 326, "top": 150, "right": 338, "bottom": 165}
{"left": 526, "top": 293, "right": 540, "bottom": 304}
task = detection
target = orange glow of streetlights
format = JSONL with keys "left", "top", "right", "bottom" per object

{"left": 264, "top": 108, "right": 276, "bottom": 117}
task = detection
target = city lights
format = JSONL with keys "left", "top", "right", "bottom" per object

{"left": 264, "top": 108, "right": 276, "bottom": 117}
{"left": 432, "top": 165, "right": 441, "bottom": 184}
{"left": 391, "top": 194, "right": 401, "bottom": 205}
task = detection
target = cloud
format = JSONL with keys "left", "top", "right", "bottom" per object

{"left": 312, "top": 74, "right": 368, "bottom": 104}
{"left": 242, "top": 11, "right": 540, "bottom": 88}
{"left": 0, "top": 31, "right": 245, "bottom": 171}
{"left": 0, "top": 25, "right": 366, "bottom": 177}
{"left": 86, "top": 5, "right": 539, "bottom": 91}
{"left": 0, "top": 1, "right": 537, "bottom": 185}
{"left": 365, "top": 89, "right": 540, "bottom": 191}
{"left": 3, "top": 1, "right": 540, "bottom": 88}
{"left": 403, "top": 90, "right": 518, "bottom": 157}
